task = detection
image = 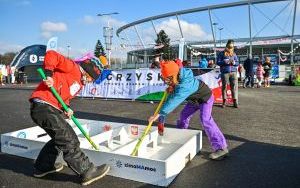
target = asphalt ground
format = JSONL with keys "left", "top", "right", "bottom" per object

{"left": 0, "top": 84, "right": 299, "bottom": 188}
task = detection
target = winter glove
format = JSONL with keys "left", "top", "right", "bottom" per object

{"left": 158, "top": 115, "right": 165, "bottom": 136}
{"left": 158, "top": 122, "right": 164, "bottom": 136}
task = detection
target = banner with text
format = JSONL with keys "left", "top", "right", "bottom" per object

{"left": 79, "top": 69, "right": 229, "bottom": 103}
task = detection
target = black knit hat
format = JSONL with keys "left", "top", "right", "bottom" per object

{"left": 79, "top": 58, "right": 102, "bottom": 80}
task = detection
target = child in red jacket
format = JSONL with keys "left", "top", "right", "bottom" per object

{"left": 30, "top": 50, "right": 109, "bottom": 186}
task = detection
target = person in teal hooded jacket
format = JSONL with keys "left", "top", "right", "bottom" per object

{"left": 149, "top": 60, "right": 228, "bottom": 160}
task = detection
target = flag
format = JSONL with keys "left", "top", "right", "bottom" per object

{"left": 46, "top": 37, "right": 58, "bottom": 52}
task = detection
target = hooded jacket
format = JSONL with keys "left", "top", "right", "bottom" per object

{"left": 159, "top": 68, "right": 211, "bottom": 116}
{"left": 30, "top": 50, "right": 83, "bottom": 110}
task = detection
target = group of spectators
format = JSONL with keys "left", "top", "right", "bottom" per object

{"left": 240, "top": 56, "right": 273, "bottom": 88}
{"left": 216, "top": 39, "right": 275, "bottom": 108}
{"left": 0, "top": 64, "right": 26, "bottom": 85}
{"left": 149, "top": 39, "right": 275, "bottom": 109}
{"left": 150, "top": 57, "right": 215, "bottom": 69}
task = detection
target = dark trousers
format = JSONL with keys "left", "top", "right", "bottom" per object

{"left": 30, "top": 102, "right": 92, "bottom": 175}
{"left": 221, "top": 72, "right": 238, "bottom": 101}
{"left": 6, "top": 75, "right": 11, "bottom": 84}
{"left": 243, "top": 74, "right": 254, "bottom": 87}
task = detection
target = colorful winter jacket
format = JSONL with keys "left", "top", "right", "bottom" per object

{"left": 30, "top": 50, "right": 83, "bottom": 110}
{"left": 217, "top": 51, "right": 239, "bottom": 74}
{"left": 256, "top": 64, "right": 264, "bottom": 78}
{"left": 159, "top": 68, "right": 212, "bottom": 117}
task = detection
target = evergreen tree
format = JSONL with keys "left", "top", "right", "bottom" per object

{"left": 155, "top": 30, "right": 171, "bottom": 60}
{"left": 0, "top": 52, "right": 17, "bottom": 65}
{"left": 94, "top": 40, "right": 106, "bottom": 57}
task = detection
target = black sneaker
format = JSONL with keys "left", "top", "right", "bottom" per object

{"left": 81, "top": 164, "right": 110, "bottom": 186}
{"left": 233, "top": 100, "right": 239, "bottom": 108}
{"left": 33, "top": 163, "right": 64, "bottom": 177}
{"left": 233, "top": 102, "right": 238, "bottom": 108}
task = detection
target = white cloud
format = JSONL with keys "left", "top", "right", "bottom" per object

{"left": 0, "top": 42, "right": 24, "bottom": 54}
{"left": 41, "top": 21, "right": 67, "bottom": 32}
{"left": 136, "top": 18, "right": 212, "bottom": 48}
{"left": 79, "top": 15, "right": 127, "bottom": 28}
{"left": 40, "top": 21, "right": 68, "bottom": 39}
{"left": 101, "top": 17, "right": 127, "bottom": 28}
{"left": 156, "top": 18, "right": 212, "bottom": 42}
{"left": 81, "top": 15, "right": 97, "bottom": 25}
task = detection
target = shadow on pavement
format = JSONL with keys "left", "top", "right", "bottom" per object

{"left": 1, "top": 111, "right": 299, "bottom": 188}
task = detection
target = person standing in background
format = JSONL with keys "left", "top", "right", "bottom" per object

{"left": 11, "top": 66, "right": 16, "bottom": 84}
{"left": 6, "top": 65, "right": 11, "bottom": 84}
{"left": 1, "top": 65, "right": 7, "bottom": 85}
{"left": 217, "top": 39, "right": 239, "bottom": 108}
{"left": 0, "top": 65, "right": 3, "bottom": 85}
{"left": 243, "top": 55, "right": 254, "bottom": 88}
{"left": 199, "top": 57, "right": 208, "bottom": 69}
{"left": 263, "top": 56, "right": 272, "bottom": 87}
{"left": 256, "top": 61, "right": 265, "bottom": 88}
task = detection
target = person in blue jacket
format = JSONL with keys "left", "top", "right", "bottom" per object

{"left": 217, "top": 39, "right": 239, "bottom": 108}
{"left": 199, "top": 57, "right": 208, "bottom": 69}
{"left": 148, "top": 60, "right": 228, "bottom": 160}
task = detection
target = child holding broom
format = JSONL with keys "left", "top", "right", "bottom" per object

{"left": 30, "top": 50, "right": 109, "bottom": 185}
{"left": 148, "top": 60, "right": 229, "bottom": 160}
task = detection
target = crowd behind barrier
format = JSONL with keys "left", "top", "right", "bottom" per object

{"left": 0, "top": 64, "right": 28, "bottom": 85}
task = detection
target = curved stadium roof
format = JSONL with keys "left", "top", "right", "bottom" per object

{"left": 116, "top": 0, "right": 299, "bottom": 50}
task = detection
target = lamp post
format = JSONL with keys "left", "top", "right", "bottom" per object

{"left": 97, "top": 12, "right": 119, "bottom": 67}
{"left": 212, "top": 22, "right": 218, "bottom": 44}
{"left": 67, "top": 45, "right": 70, "bottom": 58}
{"left": 218, "top": 27, "right": 223, "bottom": 47}
{"left": 212, "top": 22, "right": 218, "bottom": 62}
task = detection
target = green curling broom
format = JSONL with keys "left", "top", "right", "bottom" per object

{"left": 37, "top": 68, "right": 99, "bottom": 150}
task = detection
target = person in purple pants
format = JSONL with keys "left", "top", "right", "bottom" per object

{"left": 149, "top": 60, "right": 229, "bottom": 160}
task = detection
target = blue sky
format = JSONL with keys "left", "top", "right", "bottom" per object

{"left": 0, "top": 0, "right": 299, "bottom": 58}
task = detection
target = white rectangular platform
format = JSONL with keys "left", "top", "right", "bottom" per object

{"left": 1, "top": 119, "right": 202, "bottom": 187}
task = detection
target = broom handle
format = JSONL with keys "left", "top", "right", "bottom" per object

{"left": 131, "top": 91, "right": 167, "bottom": 156}
{"left": 37, "top": 68, "right": 99, "bottom": 150}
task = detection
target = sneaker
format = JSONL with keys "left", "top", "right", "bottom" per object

{"left": 209, "top": 148, "right": 229, "bottom": 160}
{"left": 233, "top": 103, "right": 238, "bottom": 108}
{"left": 81, "top": 164, "right": 110, "bottom": 186}
{"left": 33, "top": 163, "right": 64, "bottom": 177}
